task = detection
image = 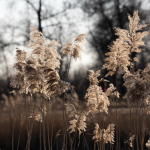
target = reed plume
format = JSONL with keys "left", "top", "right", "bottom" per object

{"left": 103, "top": 10, "right": 149, "bottom": 76}
{"left": 10, "top": 49, "right": 27, "bottom": 94}
{"left": 65, "top": 99, "right": 87, "bottom": 135}
{"left": 68, "top": 111, "right": 87, "bottom": 135}
{"left": 11, "top": 26, "right": 73, "bottom": 98}
{"left": 85, "top": 70, "right": 118, "bottom": 114}
{"left": 61, "top": 34, "right": 86, "bottom": 61}
{"left": 29, "top": 102, "right": 47, "bottom": 122}
{"left": 93, "top": 123, "right": 115, "bottom": 144}
{"left": 123, "top": 64, "right": 150, "bottom": 107}
{"left": 146, "top": 138, "right": 150, "bottom": 150}
{"left": 125, "top": 135, "right": 135, "bottom": 147}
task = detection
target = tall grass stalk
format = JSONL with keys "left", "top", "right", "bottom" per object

{"left": 25, "top": 95, "right": 36, "bottom": 150}
{"left": 12, "top": 94, "right": 17, "bottom": 150}
{"left": 42, "top": 97, "right": 46, "bottom": 150}
{"left": 116, "top": 67, "right": 119, "bottom": 150}
{"left": 119, "top": 115, "right": 120, "bottom": 150}
{"left": 65, "top": 110, "right": 68, "bottom": 150}
{"left": 40, "top": 100, "right": 42, "bottom": 150}
{"left": 83, "top": 133, "right": 89, "bottom": 150}
{"left": 132, "top": 106, "right": 135, "bottom": 150}
{"left": 63, "top": 51, "right": 73, "bottom": 150}
{"left": 51, "top": 112, "right": 54, "bottom": 150}
{"left": 17, "top": 120, "right": 22, "bottom": 150}
{"left": 62, "top": 57, "right": 72, "bottom": 150}
{"left": 141, "top": 107, "right": 146, "bottom": 150}
{"left": 46, "top": 100, "right": 51, "bottom": 150}
{"left": 136, "top": 108, "right": 139, "bottom": 150}
{"left": 25, "top": 92, "right": 30, "bottom": 150}
{"left": 68, "top": 117, "right": 73, "bottom": 150}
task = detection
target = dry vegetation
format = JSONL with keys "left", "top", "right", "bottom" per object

{"left": 1, "top": 10, "right": 150, "bottom": 150}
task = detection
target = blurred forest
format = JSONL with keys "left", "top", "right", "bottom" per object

{"left": 0, "top": 0, "right": 150, "bottom": 101}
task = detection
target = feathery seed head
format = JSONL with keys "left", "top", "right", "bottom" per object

{"left": 125, "top": 135, "right": 135, "bottom": 148}
{"left": 88, "top": 70, "right": 100, "bottom": 85}
{"left": 48, "top": 41, "right": 61, "bottom": 47}
{"left": 103, "top": 10, "right": 149, "bottom": 76}
{"left": 15, "top": 48, "right": 27, "bottom": 63}
{"left": 43, "top": 67, "right": 60, "bottom": 97}
{"left": 85, "top": 70, "right": 116, "bottom": 114}
{"left": 30, "top": 26, "right": 45, "bottom": 44}
{"left": 61, "top": 42, "right": 72, "bottom": 55}
{"left": 146, "top": 138, "right": 150, "bottom": 149}
{"left": 74, "top": 34, "right": 86, "bottom": 43}
{"left": 12, "top": 26, "right": 63, "bottom": 96}
{"left": 123, "top": 65, "right": 150, "bottom": 107}
{"left": 93, "top": 123, "right": 115, "bottom": 144}
{"left": 68, "top": 111, "right": 87, "bottom": 135}
{"left": 61, "top": 34, "right": 86, "bottom": 61}
{"left": 71, "top": 43, "right": 83, "bottom": 61}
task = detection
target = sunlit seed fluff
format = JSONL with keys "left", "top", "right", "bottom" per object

{"left": 28, "top": 84, "right": 39, "bottom": 94}
{"left": 102, "top": 38, "right": 130, "bottom": 76}
{"left": 65, "top": 102, "right": 76, "bottom": 118}
{"left": 61, "top": 34, "right": 86, "bottom": 61}
{"left": 88, "top": 70, "right": 100, "bottom": 85}
{"left": 129, "top": 135, "right": 135, "bottom": 147}
{"left": 125, "top": 135, "right": 135, "bottom": 148}
{"left": 103, "top": 10, "right": 149, "bottom": 77}
{"left": 56, "top": 80, "right": 74, "bottom": 95}
{"left": 93, "top": 123, "right": 115, "bottom": 144}
{"left": 15, "top": 48, "right": 27, "bottom": 62}
{"left": 93, "top": 123, "right": 100, "bottom": 141}
{"left": 10, "top": 48, "right": 27, "bottom": 93}
{"left": 85, "top": 70, "right": 117, "bottom": 114}
{"left": 28, "top": 26, "right": 47, "bottom": 65}
{"left": 13, "top": 49, "right": 27, "bottom": 74}
{"left": 24, "top": 65, "right": 40, "bottom": 88}
{"left": 85, "top": 85, "right": 110, "bottom": 114}
{"left": 123, "top": 65, "right": 150, "bottom": 107}
{"left": 104, "top": 124, "right": 115, "bottom": 144}
{"left": 45, "top": 41, "right": 62, "bottom": 69}
{"left": 66, "top": 101, "right": 87, "bottom": 135}
{"left": 31, "top": 44, "right": 45, "bottom": 60}
{"left": 146, "top": 138, "right": 150, "bottom": 150}
{"left": 11, "top": 25, "right": 65, "bottom": 97}
{"left": 29, "top": 104, "right": 47, "bottom": 122}
{"left": 74, "top": 34, "right": 86, "bottom": 43}
{"left": 55, "top": 130, "right": 61, "bottom": 139}
{"left": 48, "top": 41, "right": 61, "bottom": 47}
{"left": 69, "top": 111, "right": 87, "bottom": 135}
{"left": 61, "top": 42, "right": 72, "bottom": 55}
{"left": 43, "top": 67, "right": 60, "bottom": 98}
{"left": 30, "top": 26, "right": 45, "bottom": 44}
{"left": 13, "top": 62, "right": 26, "bottom": 73}
{"left": 71, "top": 43, "right": 83, "bottom": 61}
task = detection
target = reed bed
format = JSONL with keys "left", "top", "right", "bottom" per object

{"left": 1, "top": 10, "right": 150, "bottom": 150}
